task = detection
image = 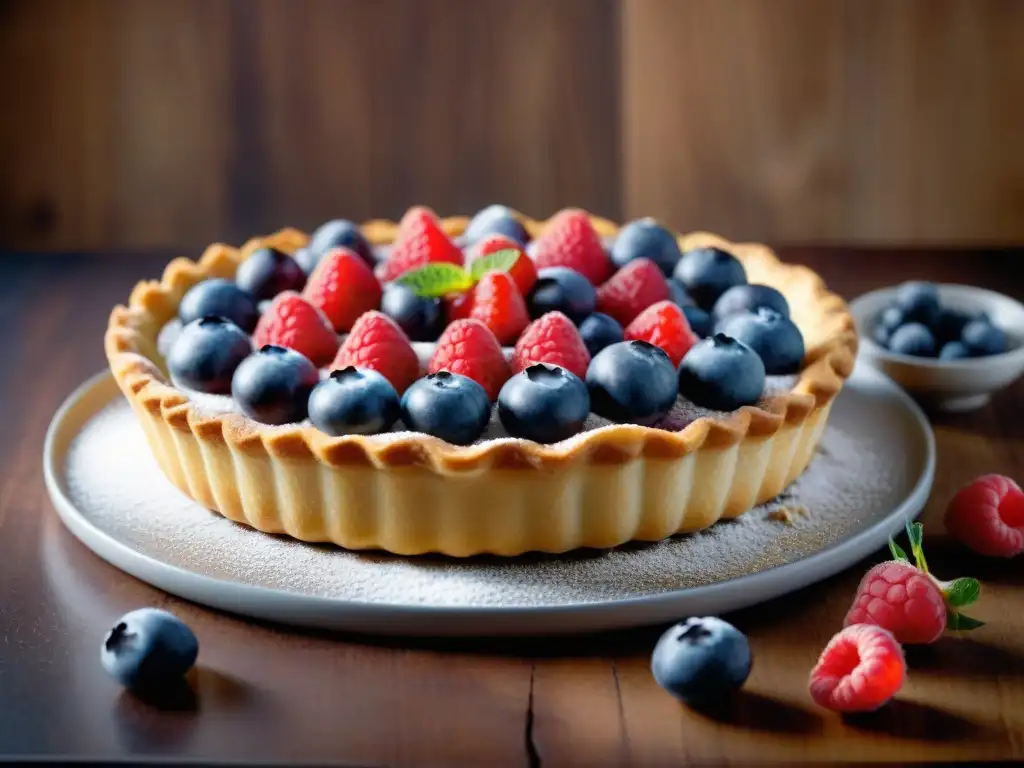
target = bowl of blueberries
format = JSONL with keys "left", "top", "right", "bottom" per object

{"left": 851, "top": 280, "right": 1024, "bottom": 412}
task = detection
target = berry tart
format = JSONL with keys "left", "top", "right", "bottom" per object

{"left": 105, "top": 207, "right": 857, "bottom": 556}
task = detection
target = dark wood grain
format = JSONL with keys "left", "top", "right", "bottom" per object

{"left": 1, "top": 250, "right": 1023, "bottom": 764}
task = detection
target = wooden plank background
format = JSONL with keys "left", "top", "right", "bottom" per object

{"left": 1, "top": 0, "right": 1021, "bottom": 253}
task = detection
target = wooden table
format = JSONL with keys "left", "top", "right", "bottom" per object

{"left": 1, "top": 249, "right": 1022, "bottom": 766}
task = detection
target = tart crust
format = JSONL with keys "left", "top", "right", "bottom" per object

{"left": 105, "top": 213, "right": 857, "bottom": 557}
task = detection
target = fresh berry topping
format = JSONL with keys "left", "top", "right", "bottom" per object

{"left": 231, "top": 345, "right": 320, "bottom": 425}
{"left": 251, "top": 291, "right": 339, "bottom": 367}
{"left": 894, "top": 281, "right": 941, "bottom": 327}
{"left": 308, "top": 366, "right": 400, "bottom": 436}
{"left": 380, "top": 206, "right": 463, "bottom": 282}
{"left": 888, "top": 322, "right": 936, "bottom": 357}
{"left": 179, "top": 278, "right": 259, "bottom": 333}
{"left": 682, "top": 305, "right": 712, "bottom": 338}
{"left": 578, "top": 312, "right": 625, "bottom": 357}
{"left": 939, "top": 341, "right": 970, "bottom": 360}
{"left": 650, "top": 617, "right": 752, "bottom": 705}
{"left": 467, "top": 234, "right": 537, "bottom": 295}
{"left": 301, "top": 247, "right": 382, "bottom": 333}
{"left": 677, "top": 334, "right": 766, "bottom": 411}
{"left": 513, "top": 312, "right": 591, "bottom": 381}
{"left": 872, "top": 306, "right": 906, "bottom": 347}
{"left": 333, "top": 311, "right": 420, "bottom": 395}
{"left": 464, "top": 205, "right": 529, "bottom": 245}
{"left": 623, "top": 300, "right": 698, "bottom": 367}
{"left": 673, "top": 247, "right": 747, "bottom": 310}
{"left": 809, "top": 624, "right": 905, "bottom": 713}
{"left": 714, "top": 307, "right": 805, "bottom": 375}
{"left": 527, "top": 267, "right": 597, "bottom": 324}
{"left": 428, "top": 319, "right": 510, "bottom": 401}
{"left": 308, "top": 218, "right": 373, "bottom": 264}
{"left": 101, "top": 608, "right": 198, "bottom": 691}
{"left": 845, "top": 521, "right": 984, "bottom": 641}
{"left": 445, "top": 291, "right": 474, "bottom": 324}
{"left": 497, "top": 364, "right": 590, "bottom": 444}
{"left": 292, "top": 247, "right": 320, "bottom": 276}
{"left": 935, "top": 307, "right": 972, "bottom": 345}
{"left": 596, "top": 257, "right": 670, "bottom": 327}
{"left": 610, "top": 218, "right": 683, "bottom": 277}
{"left": 667, "top": 278, "right": 696, "bottom": 308}
{"left": 711, "top": 284, "right": 790, "bottom": 324}
{"left": 466, "top": 271, "right": 531, "bottom": 345}
{"left": 945, "top": 474, "right": 1024, "bottom": 558}
{"left": 586, "top": 340, "right": 678, "bottom": 426}
{"left": 380, "top": 283, "right": 445, "bottom": 342}
{"left": 530, "top": 209, "right": 613, "bottom": 286}
{"left": 400, "top": 371, "right": 491, "bottom": 445}
{"left": 167, "top": 316, "right": 253, "bottom": 394}
{"left": 235, "top": 246, "right": 306, "bottom": 301}
{"left": 962, "top": 319, "right": 1008, "bottom": 356}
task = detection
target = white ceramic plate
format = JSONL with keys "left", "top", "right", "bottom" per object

{"left": 43, "top": 364, "right": 934, "bottom": 637}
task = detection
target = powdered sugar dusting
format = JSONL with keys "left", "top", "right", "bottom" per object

{"left": 60, "top": 373, "right": 927, "bottom": 608}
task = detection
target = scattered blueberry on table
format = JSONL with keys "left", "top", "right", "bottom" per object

{"left": 651, "top": 616, "right": 753, "bottom": 705}
{"left": 873, "top": 281, "right": 1009, "bottom": 359}
{"left": 101, "top": 608, "right": 199, "bottom": 691}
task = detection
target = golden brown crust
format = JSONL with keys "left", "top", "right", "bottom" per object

{"left": 105, "top": 213, "right": 856, "bottom": 474}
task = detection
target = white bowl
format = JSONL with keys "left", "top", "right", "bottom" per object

{"left": 849, "top": 283, "right": 1024, "bottom": 412}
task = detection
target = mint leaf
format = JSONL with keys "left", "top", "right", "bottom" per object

{"left": 947, "top": 611, "right": 985, "bottom": 631}
{"left": 944, "top": 577, "right": 981, "bottom": 608}
{"left": 395, "top": 263, "right": 473, "bottom": 298}
{"left": 889, "top": 537, "right": 910, "bottom": 563}
{"left": 469, "top": 248, "right": 521, "bottom": 281}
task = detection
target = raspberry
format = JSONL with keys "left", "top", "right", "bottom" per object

{"left": 445, "top": 292, "right": 474, "bottom": 323}
{"left": 809, "top": 624, "right": 905, "bottom": 713}
{"left": 467, "top": 234, "right": 537, "bottom": 296}
{"left": 596, "top": 257, "right": 670, "bottom": 327}
{"left": 465, "top": 272, "right": 530, "bottom": 346}
{"left": 843, "top": 521, "right": 984, "bottom": 644}
{"left": 945, "top": 474, "right": 1024, "bottom": 558}
{"left": 301, "top": 247, "right": 382, "bottom": 332}
{"left": 513, "top": 312, "right": 591, "bottom": 380}
{"left": 332, "top": 311, "right": 420, "bottom": 394}
{"left": 428, "top": 319, "right": 510, "bottom": 401}
{"left": 624, "top": 300, "right": 698, "bottom": 366}
{"left": 380, "top": 206, "right": 463, "bottom": 282}
{"left": 530, "top": 209, "right": 613, "bottom": 286}
{"left": 252, "top": 292, "right": 339, "bottom": 367}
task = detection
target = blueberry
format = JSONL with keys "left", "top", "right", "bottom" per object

{"left": 714, "top": 307, "right": 805, "bottom": 375}
{"left": 235, "top": 247, "right": 306, "bottom": 301}
{"left": 934, "top": 307, "right": 971, "bottom": 345}
{"left": 578, "top": 312, "right": 624, "bottom": 357}
{"left": 711, "top": 284, "right": 790, "bottom": 325}
{"left": 682, "top": 305, "right": 713, "bottom": 338}
{"left": 497, "top": 364, "right": 590, "bottom": 444}
{"left": 101, "top": 608, "right": 198, "bottom": 691}
{"left": 888, "top": 322, "right": 937, "bottom": 357}
{"left": 873, "top": 305, "right": 906, "bottom": 347}
{"left": 464, "top": 204, "right": 529, "bottom": 245}
{"left": 167, "top": 316, "right": 253, "bottom": 394}
{"left": 178, "top": 278, "right": 260, "bottom": 333}
{"left": 308, "top": 218, "right": 374, "bottom": 264}
{"left": 939, "top": 341, "right": 970, "bottom": 360}
{"left": 650, "top": 617, "right": 752, "bottom": 705}
{"left": 380, "top": 283, "right": 445, "bottom": 342}
{"left": 527, "top": 267, "right": 597, "bottom": 324}
{"left": 292, "top": 246, "right": 320, "bottom": 276}
{"left": 308, "top": 367, "right": 400, "bottom": 436}
{"left": 894, "top": 281, "right": 941, "bottom": 327}
{"left": 400, "top": 371, "right": 491, "bottom": 445}
{"left": 667, "top": 278, "right": 696, "bottom": 309}
{"left": 673, "top": 247, "right": 747, "bottom": 310}
{"left": 610, "top": 218, "right": 683, "bottom": 276}
{"left": 586, "top": 340, "right": 678, "bottom": 426}
{"left": 231, "top": 345, "right": 320, "bottom": 425}
{"left": 678, "top": 334, "right": 766, "bottom": 411}
{"left": 962, "top": 319, "right": 1008, "bottom": 357}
